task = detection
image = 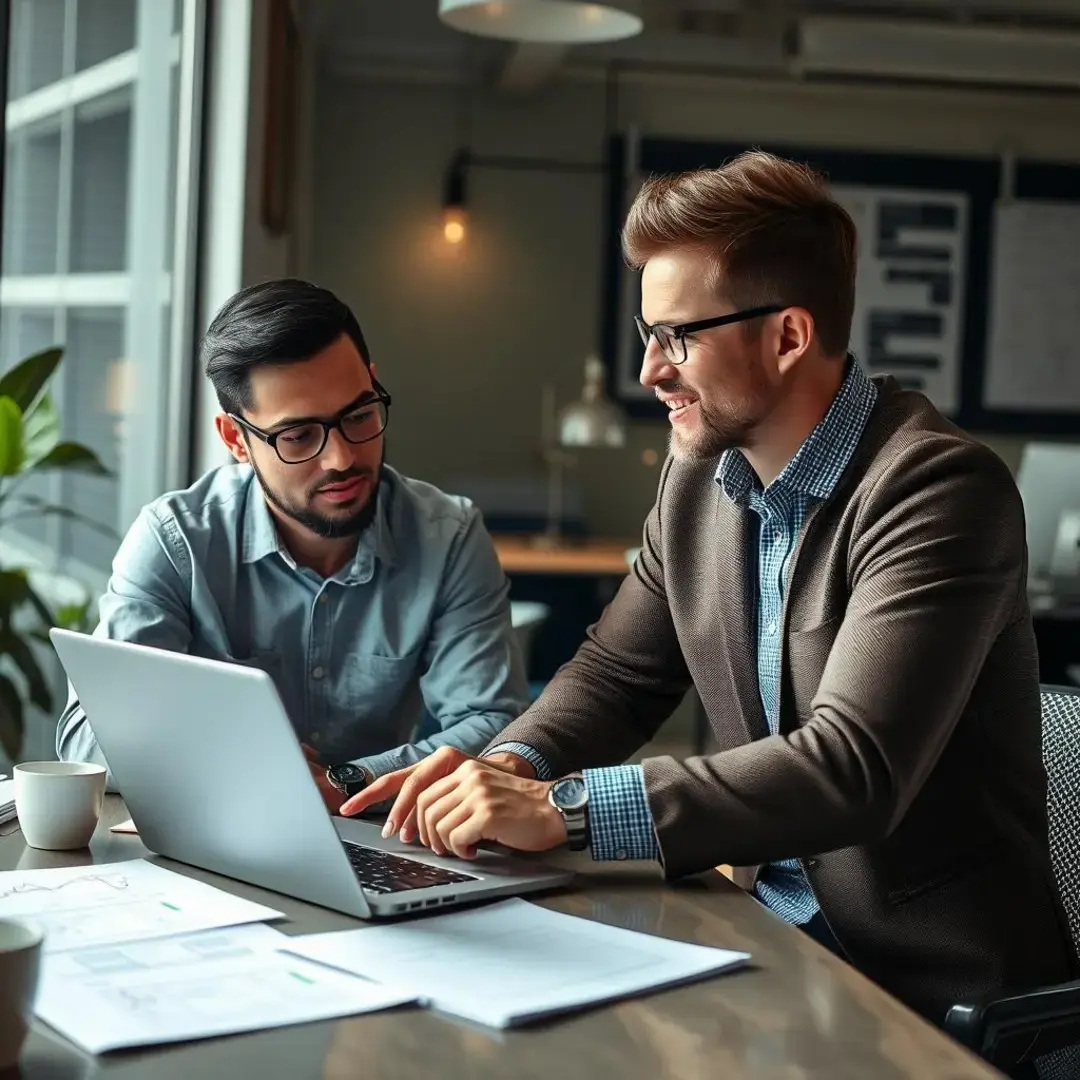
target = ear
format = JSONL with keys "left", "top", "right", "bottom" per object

{"left": 369, "top": 361, "right": 379, "bottom": 383}
{"left": 775, "top": 308, "right": 815, "bottom": 376}
{"left": 215, "top": 413, "right": 250, "bottom": 464}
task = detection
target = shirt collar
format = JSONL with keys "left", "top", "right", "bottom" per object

{"left": 241, "top": 467, "right": 397, "bottom": 577}
{"left": 716, "top": 356, "right": 878, "bottom": 506}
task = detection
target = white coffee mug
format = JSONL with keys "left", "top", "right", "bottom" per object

{"left": 14, "top": 761, "right": 106, "bottom": 850}
{"left": 0, "top": 918, "right": 42, "bottom": 1069}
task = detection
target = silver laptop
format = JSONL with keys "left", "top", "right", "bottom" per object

{"left": 50, "top": 629, "right": 573, "bottom": 919}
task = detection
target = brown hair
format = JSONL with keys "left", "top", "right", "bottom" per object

{"left": 622, "top": 150, "right": 857, "bottom": 357}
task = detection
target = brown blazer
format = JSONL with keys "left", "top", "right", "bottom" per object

{"left": 493, "top": 376, "right": 1076, "bottom": 1023}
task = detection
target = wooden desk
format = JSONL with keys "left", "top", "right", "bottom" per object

{"left": 493, "top": 535, "right": 636, "bottom": 577}
{"left": 9, "top": 797, "right": 1003, "bottom": 1079}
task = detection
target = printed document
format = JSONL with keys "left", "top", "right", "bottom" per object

{"left": 285, "top": 898, "right": 750, "bottom": 1028}
{"left": 0, "top": 859, "right": 282, "bottom": 952}
{"left": 36, "top": 924, "right": 415, "bottom": 1053}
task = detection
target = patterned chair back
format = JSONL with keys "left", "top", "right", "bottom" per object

{"left": 1037, "top": 685, "right": 1080, "bottom": 1080}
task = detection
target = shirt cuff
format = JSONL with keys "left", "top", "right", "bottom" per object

{"left": 582, "top": 764, "right": 660, "bottom": 863}
{"left": 481, "top": 741, "right": 554, "bottom": 781}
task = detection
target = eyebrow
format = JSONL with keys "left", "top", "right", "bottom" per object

{"left": 265, "top": 390, "right": 379, "bottom": 433}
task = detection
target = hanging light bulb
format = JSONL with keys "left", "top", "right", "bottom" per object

{"left": 442, "top": 151, "right": 469, "bottom": 246}
{"left": 438, "top": 0, "right": 643, "bottom": 44}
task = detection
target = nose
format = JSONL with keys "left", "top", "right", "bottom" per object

{"left": 318, "top": 426, "right": 354, "bottom": 472}
{"left": 639, "top": 337, "right": 678, "bottom": 389}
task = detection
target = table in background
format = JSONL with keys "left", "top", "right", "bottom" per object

{"left": 7, "top": 796, "right": 1002, "bottom": 1080}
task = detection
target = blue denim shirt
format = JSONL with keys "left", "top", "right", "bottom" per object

{"left": 57, "top": 464, "right": 528, "bottom": 785}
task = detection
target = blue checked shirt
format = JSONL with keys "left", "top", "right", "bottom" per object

{"left": 487, "top": 359, "right": 879, "bottom": 908}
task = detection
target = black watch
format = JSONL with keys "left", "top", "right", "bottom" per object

{"left": 326, "top": 762, "right": 371, "bottom": 798}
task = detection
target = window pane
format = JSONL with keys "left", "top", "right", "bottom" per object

{"left": 9, "top": 0, "right": 66, "bottom": 98}
{"left": 57, "top": 308, "right": 123, "bottom": 573}
{"left": 1, "top": 309, "right": 61, "bottom": 548}
{"left": 3, "top": 119, "right": 62, "bottom": 275}
{"left": 70, "top": 90, "right": 132, "bottom": 273}
{"left": 75, "top": 0, "right": 137, "bottom": 72}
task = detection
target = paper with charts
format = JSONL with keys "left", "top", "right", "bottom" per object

{"left": 285, "top": 898, "right": 751, "bottom": 1029}
{"left": 35, "top": 923, "right": 415, "bottom": 1054}
{"left": 0, "top": 859, "right": 283, "bottom": 952}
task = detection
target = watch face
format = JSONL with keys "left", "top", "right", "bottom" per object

{"left": 329, "top": 763, "right": 367, "bottom": 785}
{"left": 551, "top": 776, "right": 588, "bottom": 812}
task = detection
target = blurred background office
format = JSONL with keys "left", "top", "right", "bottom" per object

{"left": 0, "top": 0, "right": 1078, "bottom": 772}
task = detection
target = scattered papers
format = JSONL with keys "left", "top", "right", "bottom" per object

{"left": 109, "top": 818, "right": 138, "bottom": 835}
{"left": 0, "top": 859, "right": 283, "bottom": 952}
{"left": 284, "top": 898, "right": 750, "bottom": 1029}
{"left": 36, "top": 923, "right": 415, "bottom": 1053}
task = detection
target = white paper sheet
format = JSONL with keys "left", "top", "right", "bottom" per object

{"left": 284, "top": 898, "right": 750, "bottom": 1029}
{"left": 36, "top": 924, "right": 415, "bottom": 1054}
{"left": 0, "top": 859, "right": 283, "bottom": 952}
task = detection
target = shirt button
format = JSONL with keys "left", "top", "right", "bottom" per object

{"left": 615, "top": 849, "right": 628, "bottom": 861}
{"left": 318, "top": 594, "right": 329, "bottom": 605}
{"left": 311, "top": 732, "right": 322, "bottom": 746}
{"left": 312, "top": 666, "right": 325, "bottom": 680}
{"left": 766, "top": 622, "right": 778, "bottom": 635}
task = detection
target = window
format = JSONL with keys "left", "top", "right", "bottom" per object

{"left": 0, "top": 0, "right": 202, "bottom": 594}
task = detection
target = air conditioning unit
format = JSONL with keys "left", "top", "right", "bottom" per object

{"left": 793, "top": 15, "right": 1080, "bottom": 90}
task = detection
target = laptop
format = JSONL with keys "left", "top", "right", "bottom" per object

{"left": 50, "top": 629, "right": 573, "bottom": 919}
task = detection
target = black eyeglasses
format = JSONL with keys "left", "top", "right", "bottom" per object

{"left": 634, "top": 305, "right": 785, "bottom": 365}
{"left": 230, "top": 381, "right": 392, "bottom": 465}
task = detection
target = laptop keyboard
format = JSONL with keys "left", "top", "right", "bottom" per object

{"left": 342, "top": 841, "right": 478, "bottom": 894}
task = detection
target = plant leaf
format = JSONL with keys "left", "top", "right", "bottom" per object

{"left": 29, "top": 441, "right": 110, "bottom": 475}
{"left": 55, "top": 600, "right": 91, "bottom": 631}
{"left": 21, "top": 392, "right": 60, "bottom": 463}
{"left": 0, "top": 397, "right": 24, "bottom": 477}
{"left": 0, "top": 347, "right": 63, "bottom": 413}
{"left": 23, "top": 580, "right": 55, "bottom": 628}
{"left": 0, "top": 631, "right": 52, "bottom": 713}
{"left": 0, "top": 673, "right": 23, "bottom": 761}
{"left": 0, "top": 568, "right": 30, "bottom": 607}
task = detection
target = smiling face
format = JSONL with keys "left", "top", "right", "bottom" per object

{"left": 638, "top": 248, "right": 786, "bottom": 461}
{"left": 216, "top": 333, "right": 385, "bottom": 540}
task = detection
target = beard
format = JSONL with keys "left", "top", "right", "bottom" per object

{"left": 250, "top": 453, "right": 383, "bottom": 540}
{"left": 666, "top": 359, "right": 778, "bottom": 462}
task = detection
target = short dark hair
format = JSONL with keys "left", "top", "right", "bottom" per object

{"left": 201, "top": 279, "right": 371, "bottom": 415}
{"left": 622, "top": 150, "right": 857, "bottom": 357}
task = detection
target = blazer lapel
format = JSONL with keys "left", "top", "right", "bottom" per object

{"left": 714, "top": 495, "right": 769, "bottom": 743}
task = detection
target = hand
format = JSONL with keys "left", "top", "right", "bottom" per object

{"left": 301, "top": 743, "right": 346, "bottom": 816}
{"left": 340, "top": 745, "right": 535, "bottom": 841}
{"left": 408, "top": 758, "right": 566, "bottom": 860}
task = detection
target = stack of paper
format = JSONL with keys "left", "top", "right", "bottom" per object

{"left": 35, "top": 924, "right": 414, "bottom": 1054}
{"left": 0, "top": 859, "right": 411, "bottom": 1054}
{"left": 284, "top": 898, "right": 751, "bottom": 1029}
{"left": 0, "top": 776, "right": 14, "bottom": 825}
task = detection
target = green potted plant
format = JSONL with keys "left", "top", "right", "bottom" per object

{"left": 0, "top": 347, "right": 111, "bottom": 760}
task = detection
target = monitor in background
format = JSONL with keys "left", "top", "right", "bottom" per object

{"left": 1016, "top": 442, "right": 1080, "bottom": 591}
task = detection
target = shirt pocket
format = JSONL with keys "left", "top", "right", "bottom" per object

{"left": 342, "top": 651, "right": 421, "bottom": 711}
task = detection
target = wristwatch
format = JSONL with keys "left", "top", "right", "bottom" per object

{"left": 326, "top": 762, "right": 372, "bottom": 798}
{"left": 548, "top": 774, "right": 590, "bottom": 852}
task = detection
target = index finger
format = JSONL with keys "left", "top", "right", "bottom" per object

{"left": 340, "top": 763, "right": 417, "bottom": 817}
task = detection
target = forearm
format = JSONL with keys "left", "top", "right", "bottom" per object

{"left": 55, "top": 692, "right": 117, "bottom": 792}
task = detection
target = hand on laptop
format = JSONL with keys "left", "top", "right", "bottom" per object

{"left": 340, "top": 746, "right": 539, "bottom": 847}
{"left": 301, "top": 743, "right": 347, "bottom": 816}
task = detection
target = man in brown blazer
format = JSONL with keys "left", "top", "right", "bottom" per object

{"left": 343, "top": 151, "right": 1075, "bottom": 1040}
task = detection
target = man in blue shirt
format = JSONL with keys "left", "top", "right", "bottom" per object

{"left": 57, "top": 279, "right": 528, "bottom": 811}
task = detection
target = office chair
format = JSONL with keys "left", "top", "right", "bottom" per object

{"left": 944, "top": 685, "right": 1080, "bottom": 1078}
